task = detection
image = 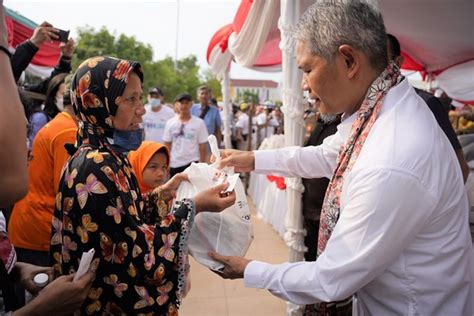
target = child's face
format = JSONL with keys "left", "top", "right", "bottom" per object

{"left": 142, "top": 152, "right": 168, "bottom": 188}
{"left": 178, "top": 100, "right": 193, "bottom": 114}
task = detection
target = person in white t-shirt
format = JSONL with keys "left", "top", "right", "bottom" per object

{"left": 142, "top": 87, "right": 175, "bottom": 144}
{"left": 256, "top": 106, "right": 279, "bottom": 142}
{"left": 163, "top": 93, "right": 208, "bottom": 176}
{"left": 235, "top": 103, "right": 258, "bottom": 150}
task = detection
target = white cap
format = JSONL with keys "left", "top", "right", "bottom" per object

{"left": 33, "top": 273, "right": 49, "bottom": 288}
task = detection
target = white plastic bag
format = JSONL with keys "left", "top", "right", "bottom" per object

{"left": 175, "top": 136, "right": 253, "bottom": 270}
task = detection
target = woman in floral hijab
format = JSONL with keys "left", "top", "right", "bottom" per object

{"left": 49, "top": 56, "right": 234, "bottom": 315}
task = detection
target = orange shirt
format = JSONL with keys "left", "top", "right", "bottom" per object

{"left": 9, "top": 112, "right": 77, "bottom": 251}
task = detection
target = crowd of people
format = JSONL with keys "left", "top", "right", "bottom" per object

{"left": 1, "top": 0, "right": 473, "bottom": 315}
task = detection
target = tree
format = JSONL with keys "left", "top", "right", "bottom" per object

{"left": 72, "top": 26, "right": 153, "bottom": 70}
{"left": 236, "top": 89, "right": 259, "bottom": 105}
{"left": 203, "top": 68, "right": 222, "bottom": 100}
{"left": 71, "top": 26, "right": 206, "bottom": 103}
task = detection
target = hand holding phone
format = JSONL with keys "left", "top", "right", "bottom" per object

{"left": 55, "top": 29, "right": 70, "bottom": 43}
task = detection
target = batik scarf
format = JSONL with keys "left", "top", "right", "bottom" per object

{"left": 318, "top": 61, "right": 402, "bottom": 256}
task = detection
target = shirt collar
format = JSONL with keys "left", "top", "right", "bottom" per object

{"left": 335, "top": 78, "right": 409, "bottom": 141}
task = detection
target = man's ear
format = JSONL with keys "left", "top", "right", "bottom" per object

{"left": 338, "top": 45, "right": 359, "bottom": 80}
{"left": 395, "top": 55, "right": 404, "bottom": 68}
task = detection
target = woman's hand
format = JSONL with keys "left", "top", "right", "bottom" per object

{"left": 155, "top": 173, "right": 188, "bottom": 202}
{"left": 14, "top": 262, "right": 55, "bottom": 295}
{"left": 194, "top": 182, "right": 236, "bottom": 214}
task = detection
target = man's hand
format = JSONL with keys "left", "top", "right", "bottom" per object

{"left": 30, "top": 22, "right": 59, "bottom": 47}
{"left": 15, "top": 262, "right": 55, "bottom": 295}
{"left": 59, "top": 38, "right": 75, "bottom": 57}
{"left": 215, "top": 149, "right": 255, "bottom": 172}
{"left": 208, "top": 251, "right": 251, "bottom": 279}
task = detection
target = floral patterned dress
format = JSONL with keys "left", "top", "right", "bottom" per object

{"left": 49, "top": 56, "right": 194, "bottom": 315}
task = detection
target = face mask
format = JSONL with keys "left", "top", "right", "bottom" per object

{"left": 149, "top": 98, "right": 161, "bottom": 108}
{"left": 56, "top": 96, "right": 64, "bottom": 111}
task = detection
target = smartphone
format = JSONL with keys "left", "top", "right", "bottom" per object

{"left": 55, "top": 29, "right": 70, "bottom": 43}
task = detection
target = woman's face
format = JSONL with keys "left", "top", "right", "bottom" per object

{"left": 142, "top": 152, "right": 168, "bottom": 188}
{"left": 56, "top": 83, "right": 66, "bottom": 99}
{"left": 113, "top": 73, "right": 145, "bottom": 131}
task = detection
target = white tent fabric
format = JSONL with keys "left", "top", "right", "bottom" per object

{"left": 221, "top": 71, "right": 233, "bottom": 149}
{"left": 208, "top": 45, "right": 233, "bottom": 82}
{"left": 279, "top": 0, "right": 313, "bottom": 314}
{"left": 379, "top": 0, "right": 474, "bottom": 103}
{"left": 436, "top": 60, "right": 474, "bottom": 104}
{"left": 228, "top": 1, "right": 280, "bottom": 68}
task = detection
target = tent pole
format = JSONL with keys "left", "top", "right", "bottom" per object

{"left": 221, "top": 70, "right": 232, "bottom": 149}
{"left": 279, "top": 0, "right": 306, "bottom": 315}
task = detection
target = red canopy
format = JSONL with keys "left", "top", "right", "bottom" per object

{"left": 5, "top": 7, "right": 60, "bottom": 76}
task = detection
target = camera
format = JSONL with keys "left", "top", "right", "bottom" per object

{"left": 55, "top": 29, "right": 70, "bottom": 43}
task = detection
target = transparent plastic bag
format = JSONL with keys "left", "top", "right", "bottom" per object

{"left": 175, "top": 136, "right": 253, "bottom": 270}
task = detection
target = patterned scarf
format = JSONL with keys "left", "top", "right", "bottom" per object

{"left": 70, "top": 56, "right": 143, "bottom": 146}
{"left": 318, "top": 61, "right": 402, "bottom": 256}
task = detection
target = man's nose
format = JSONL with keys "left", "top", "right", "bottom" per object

{"left": 301, "top": 77, "right": 310, "bottom": 92}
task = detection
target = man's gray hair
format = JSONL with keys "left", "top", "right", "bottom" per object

{"left": 294, "top": 0, "right": 388, "bottom": 71}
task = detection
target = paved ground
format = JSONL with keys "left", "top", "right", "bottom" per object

{"left": 180, "top": 197, "right": 289, "bottom": 316}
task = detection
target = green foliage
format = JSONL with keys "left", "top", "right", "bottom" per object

{"left": 236, "top": 89, "right": 259, "bottom": 105}
{"left": 71, "top": 26, "right": 217, "bottom": 103}
{"left": 203, "top": 69, "right": 222, "bottom": 100}
{"left": 72, "top": 26, "right": 153, "bottom": 69}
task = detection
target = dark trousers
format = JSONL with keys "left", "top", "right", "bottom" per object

{"left": 170, "top": 162, "right": 196, "bottom": 177}
{"left": 303, "top": 219, "right": 320, "bottom": 262}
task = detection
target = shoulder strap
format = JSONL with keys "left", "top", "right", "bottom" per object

{"left": 199, "top": 105, "right": 211, "bottom": 119}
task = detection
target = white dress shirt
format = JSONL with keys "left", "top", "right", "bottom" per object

{"left": 244, "top": 79, "right": 473, "bottom": 315}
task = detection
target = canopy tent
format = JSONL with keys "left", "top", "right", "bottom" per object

{"left": 5, "top": 7, "right": 61, "bottom": 78}
{"left": 208, "top": 1, "right": 474, "bottom": 315}
{"left": 379, "top": 0, "right": 474, "bottom": 104}
{"left": 208, "top": 0, "right": 474, "bottom": 104}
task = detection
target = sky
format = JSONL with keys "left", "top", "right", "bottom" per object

{"left": 5, "top": 0, "right": 282, "bottom": 82}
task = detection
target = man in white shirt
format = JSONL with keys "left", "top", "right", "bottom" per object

{"left": 256, "top": 106, "right": 279, "bottom": 142}
{"left": 163, "top": 93, "right": 208, "bottom": 177}
{"left": 142, "top": 87, "right": 175, "bottom": 144}
{"left": 236, "top": 103, "right": 259, "bottom": 151}
{"left": 209, "top": 1, "right": 473, "bottom": 315}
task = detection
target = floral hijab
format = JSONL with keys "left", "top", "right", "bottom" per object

{"left": 71, "top": 56, "right": 143, "bottom": 144}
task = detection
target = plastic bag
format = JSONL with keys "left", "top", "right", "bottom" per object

{"left": 175, "top": 135, "right": 253, "bottom": 270}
